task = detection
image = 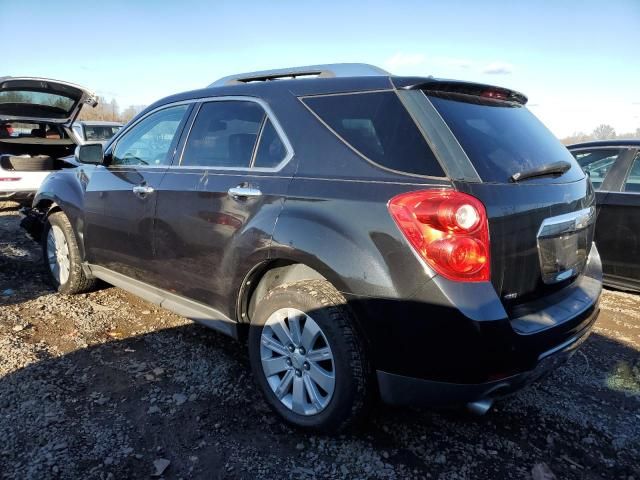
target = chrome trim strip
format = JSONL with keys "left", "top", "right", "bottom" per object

{"left": 537, "top": 206, "right": 596, "bottom": 238}
{"left": 568, "top": 146, "right": 634, "bottom": 152}
{"left": 175, "top": 101, "right": 203, "bottom": 168}
{"left": 249, "top": 115, "right": 268, "bottom": 168}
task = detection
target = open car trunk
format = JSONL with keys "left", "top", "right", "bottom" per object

{"left": 0, "top": 137, "right": 76, "bottom": 172}
{"left": 0, "top": 77, "right": 97, "bottom": 173}
{"left": 0, "top": 77, "right": 98, "bottom": 125}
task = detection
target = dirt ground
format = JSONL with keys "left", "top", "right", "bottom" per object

{"left": 0, "top": 200, "right": 638, "bottom": 480}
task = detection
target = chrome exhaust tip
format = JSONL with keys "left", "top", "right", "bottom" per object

{"left": 466, "top": 398, "right": 493, "bottom": 416}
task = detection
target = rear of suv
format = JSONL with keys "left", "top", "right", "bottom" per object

{"left": 25, "top": 64, "right": 601, "bottom": 431}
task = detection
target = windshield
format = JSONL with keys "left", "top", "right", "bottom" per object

{"left": 84, "top": 125, "right": 121, "bottom": 141}
{"left": 428, "top": 93, "right": 583, "bottom": 183}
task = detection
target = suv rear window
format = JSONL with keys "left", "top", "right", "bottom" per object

{"left": 303, "top": 92, "right": 444, "bottom": 177}
{"left": 428, "top": 93, "right": 580, "bottom": 183}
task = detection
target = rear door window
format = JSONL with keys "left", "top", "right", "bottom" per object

{"left": 428, "top": 93, "right": 583, "bottom": 183}
{"left": 571, "top": 148, "right": 623, "bottom": 190}
{"left": 624, "top": 153, "right": 640, "bottom": 193}
{"left": 181, "top": 101, "right": 265, "bottom": 168}
{"left": 302, "top": 91, "right": 445, "bottom": 177}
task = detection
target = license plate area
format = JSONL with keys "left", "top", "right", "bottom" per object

{"left": 537, "top": 207, "right": 595, "bottom": 285}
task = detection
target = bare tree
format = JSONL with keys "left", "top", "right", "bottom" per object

{"left": 560, "top": 131, "right": 592, "bottom": 145}
{"left": 120, "top": 105, "right": 146, "bottom": 123}
{"left": 592, "top": 124, "right": 616, "bottom": 140}
{"left": 76, "top": 96, "right": 147, "bottom": 123}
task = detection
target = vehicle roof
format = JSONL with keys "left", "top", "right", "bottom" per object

{"left": 142, "top": 74, "right": 526, "bottom": 115}
{"left": 568, "top": 139, "right": 640, "bottom": 149}
{"left": 73, "top": 120, "right": 123, "bottom": 126}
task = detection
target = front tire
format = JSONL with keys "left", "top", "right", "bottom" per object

{"left": 42, "top": 211, "right": 97, "bottom": 294}
{"left": 248, "top": 280, "right": 371, "bottom": 432}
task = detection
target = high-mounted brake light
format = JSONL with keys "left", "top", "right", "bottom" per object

{"left": 481, "top": 89, "right": 509, "bottom": 100}
{"left": 388, "top": 190, "right": 490, "bottom": 282}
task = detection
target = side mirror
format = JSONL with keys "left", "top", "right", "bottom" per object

{"left": 75, "top": 143, "right": 103, "bottom": 164}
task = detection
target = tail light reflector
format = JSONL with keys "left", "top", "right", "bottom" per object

{"left": 388, "top": 190, "right": 490, "bottom": 282}
{"left": 0, "top": 177, "right": 20, "bottom": 182}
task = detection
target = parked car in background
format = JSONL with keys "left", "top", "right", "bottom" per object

{"left": 25, "top": 64, "right": 601, "bottom": 431}
{"left": 568, "top": 140, "right": 640, "bottom": 292}
{"left": 0, "top": 77, "right": 97, "bottom": 203}
{"left": 71, "top": 120, "right": 122, "bottom": 145}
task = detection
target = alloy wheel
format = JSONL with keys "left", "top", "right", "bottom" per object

{"left": 46, "top": 225, "right": 70, "bottom": 285}
{"left": 260, "top": 308, "right": 336, "bottom": 416}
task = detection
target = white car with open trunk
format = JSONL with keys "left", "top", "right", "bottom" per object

{"left": 0, "top": 77, "right": 97, "bottom": 203}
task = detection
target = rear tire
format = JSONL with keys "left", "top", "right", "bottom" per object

{"left": 42, "top": 211, "right": 97, "bottom": 294}
{"left": 248, "top": 280, "right": 371, "bottom": 432}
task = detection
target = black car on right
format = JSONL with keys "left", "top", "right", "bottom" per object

{"left": 569, "top": 140, "right": 640, "bottom": 292}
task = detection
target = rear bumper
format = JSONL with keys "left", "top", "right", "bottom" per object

{"left": 0, "top": 169, "right": 49, "bottom": 198}
{"left": 377, "top": 304, "right": 598, "bottom": 406}
{"left": 350, "top": 244, "right": 602, "bottom": 402}
{"left": 0, "top": 190, "right": 35, "bottom": 201}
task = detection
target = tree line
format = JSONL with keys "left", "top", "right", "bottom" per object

{"left": 560, "top": 124, "right": 640, "bottom": 145}
{"left": 77, "top": 96, "right": 147, "bottom": 123}
{"left": 8, "top": 89, "right": 635, "bottom": 143}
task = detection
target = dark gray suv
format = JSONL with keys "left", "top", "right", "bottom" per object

{"left": 24, "top": 64, "right": 602, "bottom": 431}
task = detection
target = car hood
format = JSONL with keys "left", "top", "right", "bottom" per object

{"left": 0, "top": 77, "right": 98, "bottom": 125}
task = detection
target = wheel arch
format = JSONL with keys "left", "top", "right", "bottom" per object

{"left": 236, "top": 258, "right": 374, "bottom": 354}
{"left": 32, "top": 170, "right": 87, "bottom": 256}
{"left": 237, "top": 260, "right": 329, "bottom": 338}
{"left": 33, "top": 198, "right": 61, "bottom": 215}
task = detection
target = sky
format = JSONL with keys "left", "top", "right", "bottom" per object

{"left": 2, "top": 0, "right": 639, "bottom": 138}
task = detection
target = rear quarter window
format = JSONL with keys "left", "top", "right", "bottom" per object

{"left": 302, "top": 91, "right": 445, "bottom": 177}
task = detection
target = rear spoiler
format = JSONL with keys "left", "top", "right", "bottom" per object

{"left": 392, "top": 77, "right": 528, "bottom": 105}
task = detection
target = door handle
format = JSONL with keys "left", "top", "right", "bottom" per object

{"left": 132, "top": 185, "right": 154, "bottom": 196}
{"left": 228, "top": 186, "right": 262, "bottom": 199}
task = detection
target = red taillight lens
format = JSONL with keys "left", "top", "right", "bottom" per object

{"left": 388, "top": 190, "right": 490, "bottom": 282}
{"left": 0, "top": 177, "right": 20, "bottom": 182}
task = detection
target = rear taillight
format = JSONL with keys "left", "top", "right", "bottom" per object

{"left": 388, "top": 190, "right": 490, "bottom": 282}
{"left": 0, "top": 177, "right": 20, "bottom": 182}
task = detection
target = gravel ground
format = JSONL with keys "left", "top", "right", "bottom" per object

{"left": 0, "top": 200, "right": 639, "bottom": 480}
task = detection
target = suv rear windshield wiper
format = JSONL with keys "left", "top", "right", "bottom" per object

{"left": 510, "top": 160, "right": 572, "bottom": 183}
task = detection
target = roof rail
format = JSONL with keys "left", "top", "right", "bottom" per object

{"left": 208, "top": 63, "right": 390, "bottom": 87}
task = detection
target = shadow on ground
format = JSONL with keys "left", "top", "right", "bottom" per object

{"left": 1, "top": 320, "right": 638, "bottom": 479}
